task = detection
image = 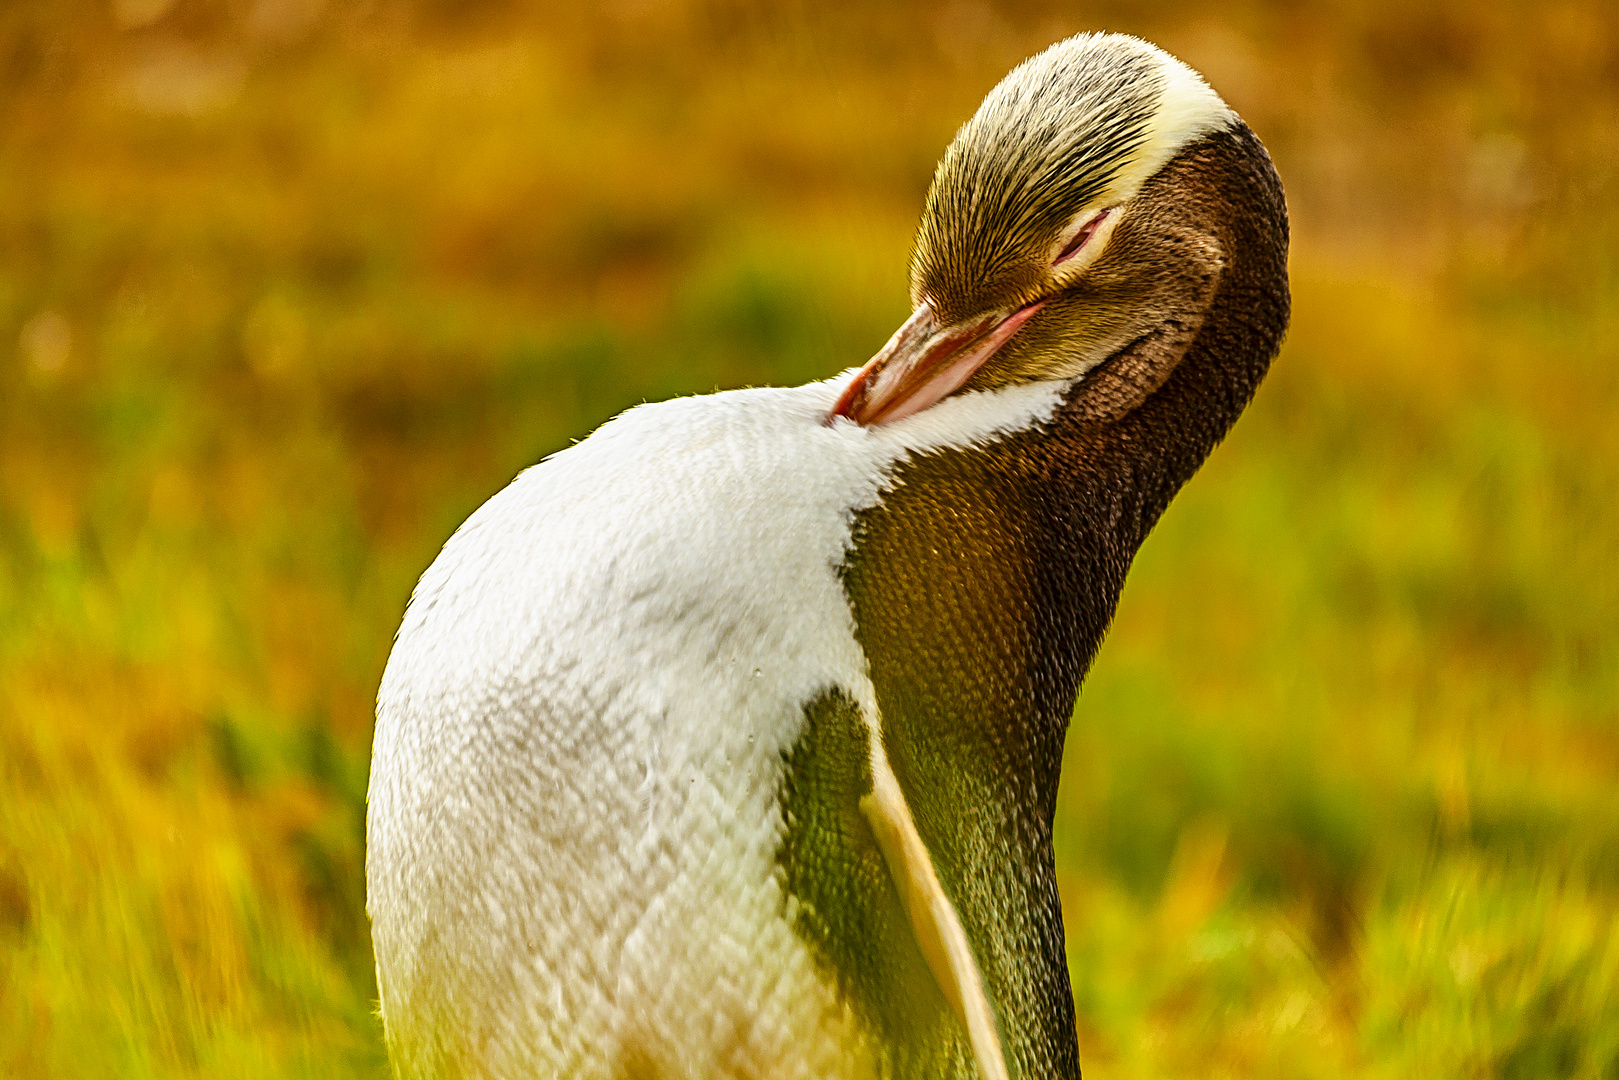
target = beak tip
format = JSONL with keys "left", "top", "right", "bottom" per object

{"left": 830, "top": 342, "right": 899, "bottom": 426}
{"left": 830, "top": 298, "right": 1043, "bottom": 428}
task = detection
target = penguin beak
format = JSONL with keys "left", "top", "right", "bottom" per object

{"left": 830, "top": 299, "right": 1048, "bottom": 426}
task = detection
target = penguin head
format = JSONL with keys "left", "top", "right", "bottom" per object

{"left": 832, "top": 33, "right": 1250, "bottom": 426}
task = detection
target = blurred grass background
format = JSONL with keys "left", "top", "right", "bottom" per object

{"left": 1, "top": 1, "right": 1616, "bottom": 1077}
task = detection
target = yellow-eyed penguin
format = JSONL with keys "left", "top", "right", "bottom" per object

{"left": 367, "top": 31, "right": 1289, "bottom": 1080}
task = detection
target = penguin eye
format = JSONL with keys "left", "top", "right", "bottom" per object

{"left": 1054, "top": 207, "right": 1113, "bottom": 266}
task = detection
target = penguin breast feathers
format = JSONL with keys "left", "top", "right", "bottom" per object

{"left": 368, "top": 375, "right": 1069, "bottom": 1078}
{"left": 378, "top": 375, "right": 1068, "bottom": 721}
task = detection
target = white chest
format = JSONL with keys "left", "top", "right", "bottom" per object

{"left": 366, "top": 375, "right": 1063, "bottom": 1078}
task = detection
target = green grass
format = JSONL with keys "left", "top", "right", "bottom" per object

{"left": 1, "top": 2, "right": 1616, "bottom": 1076}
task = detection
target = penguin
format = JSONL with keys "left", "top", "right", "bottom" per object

{"left": 367, "top": 30, "right": 1289, "bottom": 1080}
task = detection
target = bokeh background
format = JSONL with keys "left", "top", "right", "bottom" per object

{"left": 2, "top": 1, "right": 1617, "bottom": 1076}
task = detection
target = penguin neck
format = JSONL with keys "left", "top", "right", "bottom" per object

{"left": 833, "top": 123, "right": 1289, "bottom": 1077}
{"left": 838, "top": 427, "right": 1095, "bottom": 1079}
{"left": 1051, "top": 123, "right": 1291, "bottom": 558}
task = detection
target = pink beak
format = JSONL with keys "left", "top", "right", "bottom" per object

{"left": 830, "top": 300, "right": 1048, "bottom": 426}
